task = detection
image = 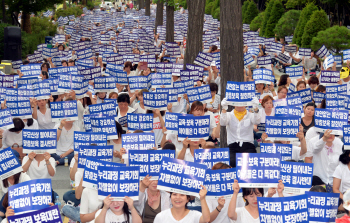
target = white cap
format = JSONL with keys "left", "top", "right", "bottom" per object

{"left": 210, "top": 61, "right": 216, "bottom": 67}
{"left": 344, "top": 189, "right": 350, "bottom": 211}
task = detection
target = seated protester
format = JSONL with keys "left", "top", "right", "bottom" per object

{"left": 335, "top": 189, "right": 350, "bottom": 223}
{"left": 22, "top": 118, "right": 39, "bottom": 129}
{"left": 146, "top": 109, "right": 165, "bottom": 148}
{"left": 302, "top": 50, "right": 318, "bottom": 75}
{"left": 308, "top": 76, "right": 319, "bottom": 92}
{"left": 31, "top": 98, "right": 56, "bottom": 129}
{"left": 116, "top": 93, "right": 135, "bottom": 131}
{"left": 109, "top": 92, "right": 118, "bottom": 99}
{"left": 177, "top": 137, "right": 209, "bottom": 162}
{"left": 124, "top": 61, "right": 138, "bottom": 77}
{"left": 220, "top": 97, "right": 260, "bottom": 167}
{"left": 277, "top": 74, "right": 291, "bottom": 89}
{"left": 95, "top": 195, "right": 142, "bottom": 223}
{"left": 153, "top": 187, "right": 210, "bottom": 223}
{"left": 41, "top": 63, "right": 50, "bottom": 72}
{"left": 0, "top": 118, "right": 26, "bottom": 159}
{"left": 0, "top": 172, "right": 31, "bottom": 217}
{"left": 96, "top": 92, "right": 107, "bottom": 104}
{"left": 40, "top": 71, "right": 49, "bottom": 79}
{"left": 206, "top": 163, "right": 245, "bottom": 223}
{"left": 228, "top": 180, "right": 284, "bottom": 223}
{"left": 52, "top": 118, "right": 80, "bottom": 165}
{"left": 308, "top": 129, "right": 343, "bottom": 192}
{"left": 206, "top": 83, "right": 220, "bottom": 113}
{"left": 333, "top": 150, "right": 350, "bottom": 211}
{"left": 107, "top": 122, "right": 123, "bottom": 163}
{"left": 296, "top": 80, "right": 307, "bottom": 91}
{"left": 68, "top": 59, "right": 75, "bottom": 66}
{"left": 134, "top": 175, "right": 171, "bottom": 222}
{"left": 254, "top": 95, "right": 274, "bottom": 139}
{"left": 133, "top": 89, "right": 148, "bottom": 114}
{"left": 255, "top": 82, "right": 275, "bottom": 103}
{"left": 22, "top": 151, "right": 56, "bottom": 179}
{"left": 274, "top": 85, "right": 288, "bottom": 100}
{"left": 301, "top": 103, "right": 316, "bottom": 136}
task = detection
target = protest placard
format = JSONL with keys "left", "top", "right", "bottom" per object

{"left": 73, "top": 131, "right": 107, "bottom": 152}
{"left": 93, "top": 76, "right": 116, "bottom": 92}
{"left": 194, "top": 52, "right": 212, "bottom": 67}
{"left": 127, "top": 113, "right": 153, "bottom": 132}
{"left": 314, "top": 108, "right": 348, "bottom": 135}
{"left": 225, "top": 81, "right": 256, "bottom": 106}
{"left": 173, "top": 79, "right": 193, "bottom": 96}
{"left": 285, "top": 66, "right": 303, "bottom": 79}
{"left": 252, "top": 69, "right": 274, "bottom": 84}
{"left": 244, "top": 53, "right": 254, "bottom": 66}
{"left": 0, "top": 147, "right": 23, "bottom": 179}
{"left": 143, "top": 92, "right": 168, "bottom": 111}
{"left": 298, "top": 88, "right": 312, "bottom": 105}
{"left": 275, "top": 106, "right": 302, "bottom": 119}
{"left": 186, "top": 85, "right": 212, "bottom": 104}
{"left": 204, "top": 168, "right": 240, "bottom": 199}
{"left": 0, "top": 109, "right": 14, "bottom": 129}
{"left": 129, "top": 150, "right": 176, "bottom": 179}
{"left": 299, "top": 48, "right": 311, "bottom": 57}
{"left": 324, "top": 54, "right": 335, "bottom": 69}
{"left": 122, "top": 132, "right": 156, "bottom": 152}
{"left": 88, "top": 102, "right": 117, "bottom": 119}
{"left": 315, "top": 45, "right": 329, "bottom": 58}
{"left": 50, "top": 100, "right": 78, "bottom": 122}
{"left": 22, "top": 129, "right": 57, "bottom": 154}
{"left": 257, "top": 56, "right": 272, "bottom": 66}
{"left": 157, "top": 157, "right": 207, "bottom": 196}
{"left": 128, "top": 75, "right": 149, "bottom": 92}
{"left": 260, "top": 143, "right": 293, "bottom": 161}
{"left": 320, "top": 71, "right": 340, "bottom": 86}
{"left": 151, "top": 73, "right": 172, "bottom": 88}
{"left": 194, "top": 148, "right": 230, "bottom": 169}
{"left": 78, "top": 67, "right": 102, "bottom": 80}
{"left": 58, "top": 73, "right": 84, "bottom": 93}
{"left": 281, "top": 161, "right": 313, "bottom": 194}
{"left": 343, "top": 125, "right": 350, "bottom": 150}
{"left": 77, "top": 145, "right": 113, "bottom": 169}
{"left": 7, "top": 205, "right": 62, "bottom": 223}
{"left": 306, "top": 191, "right": 339, "bottom": 223}
{"left": 20, "top": 64, "right": 41, "bottom": 78}
{"left": 90, "top": 116, "right": 118, "bottom": 139}
{"left": 178, "top": 114, "right": 210, "bottom": 141}
{"left": 0, "top": 75, "right": 15, "bottom": 88}
{"left": 265, "top": 116, "right": 299, "bottom": 141}
{"left": 32, "top": 80, "right": 51, "bottom": 100}
{"left": 8, "top": 179, "right": 52, "bottom": 214}
{"left": 313, "top": 92, "right": 325, "bottom": 105}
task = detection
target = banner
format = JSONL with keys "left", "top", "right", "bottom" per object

{"left": 129, "top": 150, "right": 176, "bottom": 179}
{"left": 94, "top": 76, "right": 116, "bottom": 92}
{"left": 157, "top": 157, "right": 207, "bottom": 196}
{"left": 8, "top": 179, "right": 52, "bottom": 214}
{"left": 204, "top": 168, "right": 239, "bottom": 199}
{"left": 50, "top": 100, "right": 78, "bottom": 122}
{"left": 20, "top": 64, "right": 41, "bottom": 77}
{"left": 178, "top": 114, "right": 210, "bottom": 141}
{"left": 121, "top": 132, "right": 156, "bottom": 152}
{"left": 194, "top": 148, "right": 230, "bottom": 169}
{"left": 285, "top": 66, "right": 303, "bottom": 79}
{"left": 73, "top": 131, "right": 107, "bottom": 152}
{"left": 313, "top": 92, "right": 325, "bottom": 105}
{"left": 306, "top": 191, "right": 339, "bottom": 223}
{"left": 90, "top": 116, "right": 118, "bottom": 140}
{"left": 258, "top": 195, "right": 308, "bottom": 223}
{"left": 0, "top": 147, "right": 23, "bottom": 179}
{"left": 298, "top": 88, "right": 312, "bottom": 105}
{"left": 320, "top": 71, "right": 339, "bottom": 86}
{"left": 186, "top": 85, "right": 212, "bottom": 104}
{"left": 77, "top": 145, "right": 113, "bottom": 169}
{"left": 7, "top": 205, "right": 62, "bottom": 223}
{"left": 22, "top": 129, "right": 57, "bottom": 154}
{"left": 97, "top": 165, "right": 140, "bottom": 200}
{"left": 0, "top": 75, "right": 15, "bottom": 88}
{"left": 0, "top": 109, "right": 14, "bottom": 129}
{"left": 314, "top": 108, "right": 348, "bottom": 135}
{"left": 88, "top": 102, "right": 117, "bottom": 119}
{"left": 275, "top": 106, "right": 302, "bottom": 119}
{"left": 128, "top": 75, "right": 149, "bottom": 91}
{"left": 265, "top": 116, "right": 299, "bottom": 141}
{"left": 236, "top": 153, "right": 281, "bottom": 188}
{"left": 281, "top": 161, "right": 313, "bottom": 195}
{"left": 252, "top": 69, "right": 274, "bottom": 84}
{"left": 151, "top": 73, "right": 172, "bottom": 88}
{"left": 299, "top": 48, "right": 311, "bottom": 57}
{"left": 225, "top": 81, "right": 256, "bottom": 106}
{"left": 127, "top": 113, "right": 153, "bottom": 132}
{"left": 143, "top": 92, "right": 168, "bottom": 111}
{"left": 244, "top": 53, "right": 254, "bottom": 66}
{"left": 260, "top": 143, "right": 293, "bottom": 161}
{"left": 257, "top": 56, "right": 272, "bottom": 66}
{"left": 194, "top": 52, "right": 213, "bottom": 67}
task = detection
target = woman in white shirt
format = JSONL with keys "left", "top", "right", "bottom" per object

{"left": 146, "top": 109, "right": 165, "bottom": 148}
{"left": 22, "top": 118, "right": 39, "bottom": 129}
{"left": 107, "top": 122, "right": 123, "bottom": 163}
{"left": 116, "top": 93, "right": 135, "bottom": 131}
{"left": 254, "top": 95, "right": 274, "bottom": 136}
{"left": 32, "top": 98, "right": 55, "bottom": 129}
{"left": 0, "top": 118, "right": 25, "bottom": 159}
{"left": 153, "top": 186, "right": 210, "bottom": 223}
{"left": 95, "top": 195, "right": 141, "bottom": 223}
{"left": 22, "top": 151, "right": 56, "bottom": 179}
{"left": 133, "top": 89, "right": 148, "bottom": 114}
{"left": 228, "top": 180, "right": 284, "bottom": 223}
{"left": 333, "top": 150, "right": 350, "bottom": 207}
{"left": 273, "top": 85, "right": 288, "bottom": 100}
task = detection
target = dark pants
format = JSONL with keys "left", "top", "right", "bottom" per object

{"left": 228, "top": 142, "right": 257, "bottom": 167}
{"left": 51, "top": 152, "right": 74, "bottom": 165}
{"left": 63, "top": 190, "right": 81, "bottom": 207}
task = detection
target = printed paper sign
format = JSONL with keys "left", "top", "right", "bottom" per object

{"left": 314, "top": 108, "right": 348, "bottom": 135}
{"left": 121, "top": 133, "right": 156, "bottom": 152}
{"left": 281, "top": 161, "right": 313, "bottom": 194}
{"left": 22, "top": 129, "right": 57, "bottom": 154}
{"left": 127, "top": 113, "right": 153, "bottom": 132}
{"left": 178, "top": 114, "right": 210, "bottom": 141}
{"left": 77, "top": 145, "right": 113, "bottom": 169}
{"left": 0, "top": 148, "right": 23, "bottom": 179}
{"left": 8, "top": 205, "right": 62, "bottom": 223}
{"left": 265, "top": 116, "right": 299, "bottom": 141}
{"left": 306, "top": 191, "right": 339, "bottom": 223}
{"left": 194, "top": 148, "right": 230, "bottom": 169}
{"left": 225, "top": 81, "right": 256, "bottom": 106}
{"left": 73, "top": 131, "right": 107, "bottom": 152}
{"left": 50, "top": 100, "right": 78, "bottom": 122}
{"left": 260, "top": 143, "right": 293, "bottom": 161}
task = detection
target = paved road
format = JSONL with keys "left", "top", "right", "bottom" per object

{"left": 53, "top": 165, "right": 72, "bottom": 201}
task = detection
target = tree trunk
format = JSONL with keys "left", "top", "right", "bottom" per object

{"left": 166, "top": 3, "right": 174, "bottom": 42}
{"left": 63, "top": 0, "right": 67, "bottom": 9}
{"left": 2, "top": 0, "right": 6, "bottom": 23}
{"left": 139, "top": 0, "right": 144, "bottom": 10}
{"left": 220, "top": 0, "right": 244, "bottom": 147}
{"left": 145, "top": 0, "right": 150, "bottom": 16}
{"left": 82, "top": 0, "right": 86, "bottom": 5}
{"left": 183, "top": 0, "right": 205, "bottom": 69}
{"left": 155, "top": 1, "right": 164, "bottom": 34}
{"left": 21, "top": 13, "right": 31, "bottom": 34}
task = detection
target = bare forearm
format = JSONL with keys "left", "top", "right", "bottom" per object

{"left": 177, "top": 147, "right": 186, "bottom": 160}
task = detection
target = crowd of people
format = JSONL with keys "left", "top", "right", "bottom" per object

{"left": 0, "top": 1, "right": 349, "bottom": 223}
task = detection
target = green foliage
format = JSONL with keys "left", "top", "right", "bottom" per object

{"left": 86, "top": 1, "right": 95, "bottom": 10}
{"left": 311, "top": 26, "right": 350, "bottom": 53}
{"left": 285, "top": 0, "right": 311, "bottom": 9}
{"left": 301, "top": 10, "right": 329, "bottom": 48}
{"left": 242, "top": 0, "right": 250, "bottom": 23}
{"left": 205, "top": 2, "right": 215, "bottom": 14}
{"left": 244, "top": 1, "right": 259, "bottom": 24}
{"left": 250, "top": 12, "right": 265, "bottom": 31}
{"left": 178, "top": 0, "right": 187, "bottom": 9}
{"left": 55, "top": 7, "right": 83, "bottom": 19}
{"left": 5, "top": 0, "right": 61, "bottom": 14}
{"left": 213, "top": 7, "right": 220, "bottom": 20}
{"left": 260, "top": 0, "right": 275, "bottom": 37}
{"left": 211, "top": 0, "right": 220, "bottom": 16}
{"left": 292, "top": 2, "right": 318, "bottom": 45}
{"left": 205, "top": 0, "right": 220, "bottom": 20}
{"left": 273, "top": 10, "right": 301, "bottom": 39}
{"left": 264, "top": 0, "right": 284, "bottom": 37}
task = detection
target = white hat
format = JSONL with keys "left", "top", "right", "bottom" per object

{"left": 210, "top": 61, "right": 216, "bottom": 67}
{"left": 344, "top": 189, "right": 350, "bottom": 211}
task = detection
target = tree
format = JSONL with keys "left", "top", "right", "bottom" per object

{"left": 220, "top": 0, "right": 244, "bottom": 147}
{"left": 241, "top": 0, "right": 250, "bottom": 23}
{"left": 273, "top": 10, "right": 301, "bottom": 39}
{"left": 155, "top": 1, "right": 164, "bottom": 34}
{"left": 301, "top": 10, "right": 329, "bottom": 48}
{"left": 145, "top": 0, "right": 150, "bottom": 16}
{"left": 250, "top": 12, "right": 265, "bottom": 31}
{"left": 260, "top": 0, "right": 274, "bottom": 37}
{"left": 292, "top": 2, "right": 318, "bottom": 45}
{"left": 183, "top": 0, "right": 205, "bottom": 69}
{"left": 264, "top": 0, "right": 284, "bottom": 37}
{"left": 166, "top": 0, "right": 174, "bottom": 42}
{"left": 311, "top": 26, "right": 350, "bottom": 53}
{"left": 211, "top": 0, "right": 220, "bottom": 16}
{"left": 205, "top": 0, "right": 215, "bottom": 15}
{"left": 139, "top": 0, "right": 145, "bottom": 9}
{"left": 213, "top": 7, "right": 220, "bottom": 20}
{"left": 244, "top": 1, "right": 259, "bottom": 24}
{"left": 63, "top": 0, "right": 67, "bottom": 10}
{"left": 6, "top": 0, "right": 62, "bottom": 33}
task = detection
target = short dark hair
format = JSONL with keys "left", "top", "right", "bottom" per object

{"left": 308, "top": 76, "right": 319, "bottom": 85}
{"left": 9, "top": 118, "right": 25, "bottom": 132}
{"left": 242, "top": 188, "right": 264, "bottom": 206}
{"left": 117, "top": 93, "right": 130, "bottom": 104}
{"left": 169, "top": 192, "right": 191, "bottom": 209}
{"left": 41, "top": 71, "right": 49, "bottom": 79}
{"left": 309, "top": 185, "right": 327, "bottom": 192}
{"left": 209, "top": 83, "right": 218, "bottom": 94}
{"left": 162, "top": 142, "right": 176, "bottom": 151}
{"left": 339, "top": 150, "right": 350, "bottom": 165}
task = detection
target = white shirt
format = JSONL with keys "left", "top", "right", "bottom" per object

{"left": 80, "top": 188, "right": 103, "bottom": 223}
{"left": 333, "top": 163, "right": 350, "bottom": 193}
{"left": 206, "top": 195, "right": 245, "bottom": 223}
{"left": 56, "top": 124, "right": 80, "bottom": 155}
{"left": 220, "top": 111, "right": 260, "bottom": 146}
{"left": 154, "top": 209, "right": 202, "bottom": 223}
{"left": 233, "top": 206, "right": 260, "bottom": 223}
{"left": 258, "top": 108, "right": 275, "bottom": 124}
{"left": 107, "top": 140, "right": 122, "bottom": 163}
{"left": 23, "top": 119, "right": 39, "bottom": 129}
{"left": 95, "top": 209, "right": 132, "bottom": 223}
{"left": 305, "top": 127, "right": 319, "bottom": 158}
{"left": 22, "top": 156, "right": 56, "bottom": 179}
{"left": 133, "top": 103, "right": 147, "bottom": 114}
{"left": 116, "top": 106, "right": 135, "bottom": 130}
{"left": 169, "top": 97, "right": 187, "bottom": 114}
{"left": 37, "top": 108, "right": 55, "bottom": 129}
{"left": 0, "top": 172, "right": 31, "bottom": 194}
{"left": 309, "top": 136, "right": 343, "bottom": 185}
{"left": 1, "top": 130, "right": 22, "bottom": 148}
